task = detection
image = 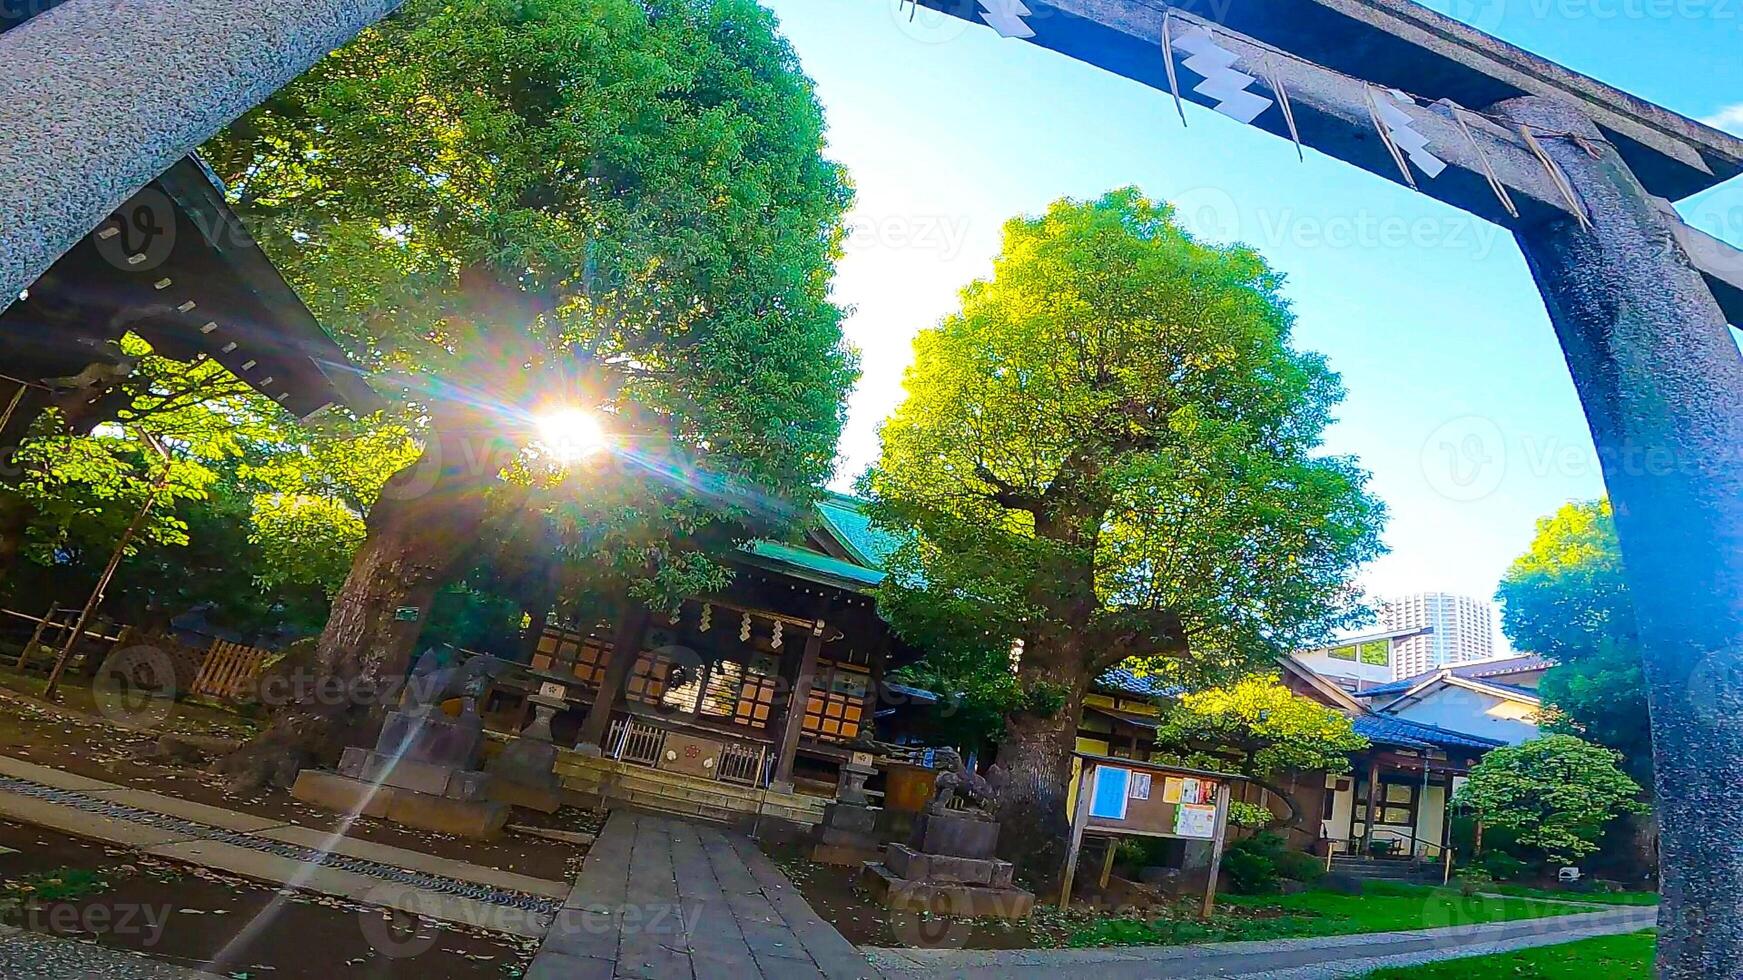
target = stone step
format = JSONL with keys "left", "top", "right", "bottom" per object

{"left": 554, "top": 762, "right": 826, "bottom": 827}
{"left": 555, "top": 756, "right": 828, "bottom": 812}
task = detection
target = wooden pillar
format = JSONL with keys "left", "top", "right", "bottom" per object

{"left": 769, "top": 619, "right": 824, "bottom": 792}
{"left": 1200, "top": 781, "right": 1232, "bottom": 920}
{"left": 574, "top": 603, "right": 649, "bottom": 754}
{"left": 1097, "top": 837, "right": 1119, "bottom": 890}
{"left": 1363, "top": 759, "right": 1381, "bottom": 855}
{"left": 1058, "top": 760, "right": 1096, "bottom": 908}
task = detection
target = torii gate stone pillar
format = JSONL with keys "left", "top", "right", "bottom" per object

{"left": 0, "top": 0, "right": 402, "bottom": 312}
{"left": 1495, "top": 95, "right": 1743, "bottom": 979}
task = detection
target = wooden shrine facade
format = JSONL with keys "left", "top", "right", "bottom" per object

{"left": 525, "top": 495, "right": 916, "bottom": 797}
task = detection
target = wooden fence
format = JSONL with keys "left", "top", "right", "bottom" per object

{"left": 188, "top": 639, "right": 275, "bottom": 701}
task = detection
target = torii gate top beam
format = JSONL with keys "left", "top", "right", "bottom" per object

{"left": 919, "top": 0, "right": 1742, "bottom": 201}
{"left": 911, "top": 0, "right": 1743, "bottom": 326}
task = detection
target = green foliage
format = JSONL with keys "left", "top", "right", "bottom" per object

{"left": 1226, "top": 800, "right": 1275, "bottom": 829}
{"left": 1222, "top": 847, "right": 1281, "bottom": 895}
{"left": 206, "top": 0, "right": 859, "bottom": 610}
{"left": 0, "top": 867, "right": 113, "bottom": 917}
{"left": 1224, "top": 831, "right": 1289, "bottom": 893}
{"left": 248, "top": 495, "right": 369, "bottom": 595}
{"left": 1066, "top": 883, "right": 1584, "bottom": 949}
{"left": 1, "top": 341, "right": 409, "bottom": 638}
{"left": 887, "top": 653, "right": 1017, "bottom": 756}
{"left": 1275, "top": 848, "right": 1327, "bottom": 885}
{"left": 1478, "top": 850, "right": 1528, "bottom": 882}
{"left": 1496, "top": 500, "right": 1651, "bottom": 786}
{"left": 863, "top": 187, "right": 1385, "bottom": 705}
{"left": 1454, "top": 867, "right": 1495, "bottom": 897}
{"left": 1154, "top": 673, "right": 1369, "bottom": 780}
{"left": 1454, "top": 734, "right": 1647, "bottom": 865}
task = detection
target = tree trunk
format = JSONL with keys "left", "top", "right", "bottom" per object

{"left": 1493, "top": 96, "right": 1743, "bottom": 978}
{"left": 0, "top": 491, "right": 28, "bottom": 586}
{"left": 994, "top": 636, "right": 1092, "bottom": 893}
{"left": 219, "top": 424, "right": 498, "bottom": 793}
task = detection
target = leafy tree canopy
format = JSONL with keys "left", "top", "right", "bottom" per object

{"left": 1153, "top": 672, "right": 1367, "bottom": 829}
{"left": 865, "top": 188, "right": 1386, "bottom": 692}
{"left": 1154, "top": 673, "right": 1368, "bottom": 778}
{"left": 1496, "top": 499, "right": 1651, "bottom": 785}
{"left": 1453, "top": 733, "right": 1647, "bottom": 865}
{"left": 861, "top": 188, "right": 1385, "bottom": 876}
{"left": 2, "top": 337, "right": 412, "bottom": 638}
{"left": 204, "top": 0, "right": 859, "bottom": 609}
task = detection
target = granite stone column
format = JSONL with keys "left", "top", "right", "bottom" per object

{"left": 0, "top": 0, "right": 402, "bottom": 309}
{"left": 1493, "top": 95, "right": 1743, "bottom": 979}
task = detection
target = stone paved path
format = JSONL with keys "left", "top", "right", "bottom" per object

{"left": 0, "top": 754, "right": 565, "bottom": 938}
{"left": 527, "top": 810, "right": 881, "bottom": 979}
{"left": 867, "top": 905, "right": 1657, "bottom": 978}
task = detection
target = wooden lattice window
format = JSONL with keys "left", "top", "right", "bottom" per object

{"left": 732, "top": 653, "right": 780, "bottom": 729}
{"left": 626, "top": 650, "right": 675, "bottom": 705}
{"left": 531, "top": 627, "right": 609, "bottom": 688}
{"left": 803, "top": 660, "right": 869, "bottom": 741}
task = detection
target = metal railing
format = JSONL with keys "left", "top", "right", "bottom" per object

{"left": 717, "top": 741, "right": 766, "bottom": 787}
{"left": 610, "top": 716, "right": 668, "bottom": 768}
{"left": 606, "top": 714, "right": 770, "bottom": 789}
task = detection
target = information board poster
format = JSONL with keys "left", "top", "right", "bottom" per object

{"left": 1174, "top": 803, "right": 1218, "bottom": 839}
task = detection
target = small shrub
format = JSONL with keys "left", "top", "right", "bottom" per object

{"left": 1454, "top": 868, "right": 1495, "bottom": 897}
{"left": 1275, "top": 849, "right": 1326, "bottom": 884}
{"left": 1115, "top": 839, "right": 1150, "bottom": 868}
{"left": 1479, "top": 851, "right": 1527, "bottom": 881}
{"left": 1223, "top": 849, "right": 1280, "bottom": 894}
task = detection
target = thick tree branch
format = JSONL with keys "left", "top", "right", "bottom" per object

{"left": 974, "top": 462, "right": 1044, "bottom": 513}
{"left": 1086, "top": 605, "right": 1189, "bottom": 672}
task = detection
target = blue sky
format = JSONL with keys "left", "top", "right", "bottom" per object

{"left": 761, "top": 0, "right": 1742, "bottom": 645}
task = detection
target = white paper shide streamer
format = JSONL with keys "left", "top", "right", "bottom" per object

{"left": 978, "top": 0, "right": 1036, "bottom": 38}
{"left": 1374, "top": 89, "right": 1447, "bottom": 178}
{"left": 1170, "top": 28, "right": 1273, "bottom": 125}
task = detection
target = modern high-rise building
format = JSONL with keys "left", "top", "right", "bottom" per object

{"left": 1379, "top": 593, "right": 1496, "bottom": 679}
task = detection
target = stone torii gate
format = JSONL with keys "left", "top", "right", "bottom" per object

{"left": 0, "top": 0, "right": 1740, "bottom": 974}
{"left": 910, "top": 2, "right": 1743, "bottom": 975}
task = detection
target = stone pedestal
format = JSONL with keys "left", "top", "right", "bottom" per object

{"left": 484, "top": 696, "right": 563, "bottom": 813}
{"left": 810, "top": 801, "right": 884, "bottom": 867}
{"left": 290, "top": 707, "right": 508, "bottom": 839}
{"left": 860, "top": 810, "right": 1035, "bottom": 920}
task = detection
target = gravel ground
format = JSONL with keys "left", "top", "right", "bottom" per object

{"left": 0, "top": 926, "right": 218, "bottom": 979}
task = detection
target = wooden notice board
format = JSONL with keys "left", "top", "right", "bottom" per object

{"left": 1059, "top": 753, "right": 1240, "bottom": 916}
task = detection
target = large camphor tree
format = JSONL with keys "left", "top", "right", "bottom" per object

{"left": 208, "top": 0, "right": 856, "bottom": 788}
{"left": 863, "top": 189, "right": 1385, "bottom": 883}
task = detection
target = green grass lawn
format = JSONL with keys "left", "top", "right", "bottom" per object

{"left": 1482, "top": 883, "right": 1659, "bottom": 906}
{"left": 1067, "top": 882, "right": 1586, "bottom": 948}
{"left": 1363, "top": 930, "right": 1656, "bottom": 978}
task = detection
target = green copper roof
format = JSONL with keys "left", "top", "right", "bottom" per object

{"left": 738, "top": 493, "right": 894, "bottom": 593}
{"left": 742, "top": 538, "right": 885, "bottom": 590}
{"left": 815, "top": 492, "right": 903, "bottom": 568}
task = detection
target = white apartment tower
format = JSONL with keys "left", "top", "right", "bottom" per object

{"left": 1379, "top": 593, "right": 1496, "bottom": 679}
